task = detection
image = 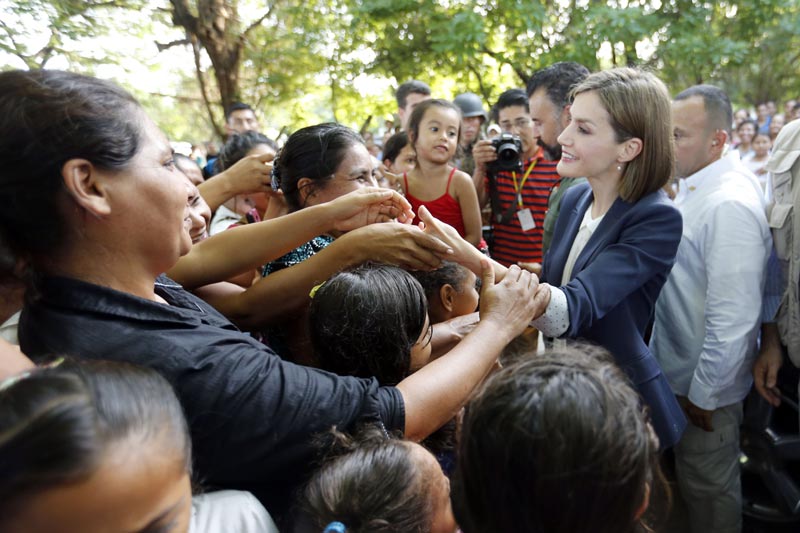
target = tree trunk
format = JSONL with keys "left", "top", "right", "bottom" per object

{"left": 169, "top": 0, "right": 245, "bottom": 137}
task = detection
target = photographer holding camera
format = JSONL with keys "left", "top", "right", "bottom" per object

{"left": 472, "top": 89, "right": 561, "bottom": 268}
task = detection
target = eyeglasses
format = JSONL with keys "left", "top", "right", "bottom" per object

{"left": 499, "top": 117, "right": 532, "bottom": 133}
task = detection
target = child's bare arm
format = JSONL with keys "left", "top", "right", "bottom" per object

{"left": 454, "top": 170, "right": 483, "bottom": 247}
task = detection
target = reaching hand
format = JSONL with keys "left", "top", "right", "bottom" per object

{"left": 753, "top": 343, "right": 784, "bottom": 407}
{"left": 345, "top": 222, "right": 453, "bottom": 271}
{"left": 223, "top": 152, "right": 274, "bottom": 195}
{"left": 417, "top": 205, "right": 482, "bottom": 272}
{"left": 478, "top": 260, "right": 543, "bottom": 341}
{"left": 328, "top": 188, "right": 414, "bottom": 233}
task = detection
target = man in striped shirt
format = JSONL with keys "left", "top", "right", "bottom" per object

{"left": 472, "top": 89, "right": 560, "bottom": 267}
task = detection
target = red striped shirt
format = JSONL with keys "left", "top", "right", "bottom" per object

{"left": 485, "top": 149, "right": 560, "bottom": 266}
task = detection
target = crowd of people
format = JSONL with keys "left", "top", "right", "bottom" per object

{"left": 0, "top": 61, "right": 798, "bottom": 533}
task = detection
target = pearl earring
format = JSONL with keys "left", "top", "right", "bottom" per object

{"left": 617, "top": 164, "right": 622, "bottom": 171}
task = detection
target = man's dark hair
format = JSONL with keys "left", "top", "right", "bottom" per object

{"left": 225, "top": 102, "right": 254, "bottom": 121}
{"left": 674, "top": 85, "right": 733, "bottom": 135}
{"left": 491, "top": 88, "right": 528, "bottom": 123}
{"left": 526, "top": 62, "right": 590, "bottom": 111}
{"left": 396, "top": 80, "right": 431, "bottom": 108}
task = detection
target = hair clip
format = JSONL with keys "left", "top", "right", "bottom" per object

{"left": 0, "top": 356, "right": 65, "bottom": 392}
{"left": 323, "top": 522, "right": 346, "bottom": 533}
{"left": 309, "top": 281, "right": 325, "bottom": 299}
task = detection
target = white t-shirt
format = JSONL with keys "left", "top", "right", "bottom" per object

{"left": 190, "top": 490, "right": 279, "bottom": 533}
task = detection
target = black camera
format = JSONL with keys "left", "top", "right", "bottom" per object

{"left": 487, "top": 133, "right": 523, "bottom": 173}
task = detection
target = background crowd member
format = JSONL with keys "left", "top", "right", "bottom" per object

{"left": 731, "top": 108, "right": 750, "bottom": 146}
{"left": 735, "top": 118, "right": 758, "bottom": 159}
{"left": 381, "top": 131, "right": 416, "bottom": 190}
{"left": 0, "top": 359, "right": 277, "bottom": 533}
{"left": 526, "top": 62, "right": 590, "bottom": 260}
{"left": 395, "top": 80, "right": 431, "bottom": 132}
{"left": 756, "top": 101, "right": 772, "bottom": 135}
{"left": 402, "top": 99, "right": 483, "bottom": 247}
{"left": 452, "top": 345, "right": 662, "bottom": 533}
{"left": 651, "top": 84, "right": 771, "bottom": 533}
{"left": 743, "top": 131, "right": 772, "bottom": 189}
{"left": 203, "top": 101, "right": 262, "bottom": 177}
{"left": 411, "top": 261, "right": 479, "bottom": 324}
{"left": 209, "top": 131, "right": 278, "bottom": 235}
{"left": 296, "top": 426, "right": 457, "bottom": 533}
{"left": 2, "top": 69, "right": 545, "bottom": 519}
{"left": 175, "top": 153, "right": 205, "bottom": 186}
{"left": 471, "top": 89, "right": 558, "bottom": 267}
{"left": 752, "top": 120, "right": 800, "bottom": 414}
{"left": 453, "top": 92, "right": 487, "bottom": 176}
{"left": 769, "top": 113, "right": 786, "bottom": 142}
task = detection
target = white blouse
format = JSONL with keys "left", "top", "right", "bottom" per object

{"left": 533, "top": 203, "right": 605, "bottom": 339}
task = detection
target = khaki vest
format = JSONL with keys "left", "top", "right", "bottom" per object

{"left": 767, "top": 119, "right": 800, "bottom": 366}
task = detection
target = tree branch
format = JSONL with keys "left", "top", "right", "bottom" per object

{"left": 191, "top": 36, "right": 224, "bottom": 139}
{"left": 242, "top": 3, "right": 277, "bottom": 39}
{"left": 156, "top": 37, "right": 192, "bottom": 52}
{"left": 480, "top": 45, "right": 529, "bottom": 86}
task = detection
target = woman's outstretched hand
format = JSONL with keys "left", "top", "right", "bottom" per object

{"left": 416, "top": 204, "right": 483, "bottom": 272}
{"left": 328, "top": 187, "right": 415, "bottom": 233}
{"left": 478, "top": 260, "right": 547, "bottom": 340}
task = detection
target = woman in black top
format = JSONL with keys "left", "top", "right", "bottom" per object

{"left": 0, "top": 70, "right": 545, "bottom": 516}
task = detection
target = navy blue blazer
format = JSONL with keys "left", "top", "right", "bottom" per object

{"left": 542, "top": 182, "right": 687, "bottom": 448}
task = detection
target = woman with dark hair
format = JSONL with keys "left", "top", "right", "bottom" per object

{"left": 258, "top": 122, "right": 476, "bottom": 360}
{"left": 0, "top": 359, "right": 277, "bottom": 532}
{"left": 1, "top": 69, "right": 544, "bottom": 517}
{"left": 452, "top": 345, "right": 664, "bottom": 533}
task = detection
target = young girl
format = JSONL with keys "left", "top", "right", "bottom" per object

{"left": 453, "top": 345, "right": 663, "bottom": 533}
{"left": 411, "top": 261, "right": 480, "bottom": 324}
{"left": 383, "top": 132, "right": 417, "bottom": 176}
{"left": 381, "top": 131, "right": 416, "bottom": 192}
{"left": 743, "top": 131, "right": 772, "bottom": 190}
{"left": 0, "top": 359, "right": 277, "bottom": 533}
{"left": 296, "top": 426, "right": 457, "bottom": 533}
{"left": 403, "top": 99, "right": 483, "bottom": 247}
{"left": 309, "top": 263, "right": 433, "bottom": 385}
{"left": 309, "top": 264, "right": 461, "bottom": 476}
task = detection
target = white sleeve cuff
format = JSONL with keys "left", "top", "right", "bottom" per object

{"left": 531, "top": 286, "right": 570, "bottom": 338}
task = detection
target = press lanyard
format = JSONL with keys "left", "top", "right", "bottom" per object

{"left": 511, "top": 159, "right": 538, "bottom": 208}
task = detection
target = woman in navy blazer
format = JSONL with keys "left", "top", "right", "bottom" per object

{"left": 420, "top": 68, "right": 686, "bottom": 448}
{"left": 536, "top": 68, "right": 686, "bottom": 448}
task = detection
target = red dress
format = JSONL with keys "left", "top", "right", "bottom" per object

{"left": 404, "top": 168, "right": 466, "bottom": 237}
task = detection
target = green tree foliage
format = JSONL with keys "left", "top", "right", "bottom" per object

{"left": 0, "top": 0, "right": 147, "bottom": 70}
{"left": 3, "top": 0, "right": 798, "bottom": 141}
